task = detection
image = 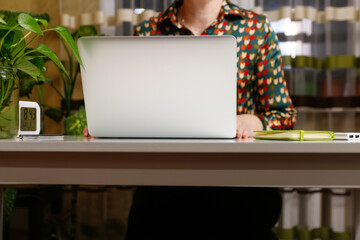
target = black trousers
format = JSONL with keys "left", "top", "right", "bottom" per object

{"left": 126, "top": 187, "right": 282, "bottom": 240}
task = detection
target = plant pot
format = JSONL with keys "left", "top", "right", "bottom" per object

{"left": 0, "top": 66, "right": 19, "bottom": 139}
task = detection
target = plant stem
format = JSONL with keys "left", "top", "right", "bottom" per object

{"left": 11, "top": 35, "right": 40, "bottom": 65}
{"left": 69, "top": 52, "right": 74, "bottom": 83}
{"left": 49, "top": 83, "right": 65, "bottom": 99}
{"left": 60, "top": 70, "right": 68, "bottom": 97}
{"left": 70, "top": 64, "right": 80, "bottom": 98}
{"left": 0, "top": 78, "right": 12, "bottom": 107}
{"left": 59, "top": 37, "right": 72, "bottom": 65}
{"left": 12, "top": 49, "right": 36, "bottom": 63}
{"left": 36, "top": 84, "right": 43, "bottom": 106}
{"left": 61, "top": 40, "right": 74, "bottom": 105}
{"left": 65, "top": 95, "right": 71, "bottom": 117}
{"left": 54, "top": 33, "right": 77, "bottom": 117}
{"left": 58, "top": 69, "right": 70, "bottom": 117}
{"left": 10, "top": 31, "right": 32, "bottom": 48}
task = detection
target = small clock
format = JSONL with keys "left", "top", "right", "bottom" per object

{"left": 18, "top": 101, "right": 40, "bottom": 136}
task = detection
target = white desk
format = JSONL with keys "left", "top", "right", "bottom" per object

{"left": 1, "top": 136, "right": 360, "bottom": 240}
{"left": 0, "top": 136, "right": 359, "bottom": 187}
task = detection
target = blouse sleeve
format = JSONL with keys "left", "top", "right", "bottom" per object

{"left": 253, "top": 18, "right": 296, "bottom": 130}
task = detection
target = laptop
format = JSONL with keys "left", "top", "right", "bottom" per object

{"left": 78, "top": 36, "right": 237, "bottom": 138}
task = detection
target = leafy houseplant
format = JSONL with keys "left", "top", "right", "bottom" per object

{"left": 0, "top": 12, "right": 83, "bottom": 138}
{"left": 45, "top": 25, "right": 97, "bottom": 134}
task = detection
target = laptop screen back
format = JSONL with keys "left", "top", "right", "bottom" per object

{"left": 78, "top": 36, "right": 237, "bottom": 138}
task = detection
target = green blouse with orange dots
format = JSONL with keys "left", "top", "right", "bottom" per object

{"left": 135, "top": 0, "right": 296, "bottom": 130}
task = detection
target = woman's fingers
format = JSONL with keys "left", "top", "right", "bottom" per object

{"left": 236, "top": 129, "right": 241, "bottom": 138}
{"left": 237, "top": 129, "right": 249, "bottom": 139}
{"left": 236, "top": 114, "right": 263, "bottom": 139}
{"left": 83, "top": 127, "right": 90, "bottom": 137}
{"left": 242, "top": 130, "right": 249, "bottom": 139}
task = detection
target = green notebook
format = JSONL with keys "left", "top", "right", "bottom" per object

{"left": 253, "top": 130, "right": 334, "bottom": 141}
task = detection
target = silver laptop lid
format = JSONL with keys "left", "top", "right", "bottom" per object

{"left": 78, "top": 36, "right": 237, "bottom": 138}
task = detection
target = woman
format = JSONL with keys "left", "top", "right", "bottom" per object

{"left": 126, "top": 0, "right": 296, "bottom": 239}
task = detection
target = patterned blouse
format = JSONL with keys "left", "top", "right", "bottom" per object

{"left": 134, "top": 0, "right": 296, "bottom": 130}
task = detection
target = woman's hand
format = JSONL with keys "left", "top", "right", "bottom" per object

{"left": 236, "top": 114, "right": 263, "bottom": 139}
{"left": 83, "top": 127, "right": 99, "bottom": 141}
{"left": 83, "top": 127, "right": 90, "bottom": 137}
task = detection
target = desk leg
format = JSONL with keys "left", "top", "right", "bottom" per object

{"left": 354, "top": 189, "right": 360, "bottom": 240}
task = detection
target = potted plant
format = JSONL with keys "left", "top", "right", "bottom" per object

{"left": 0, "top": 11, "right": 83, "bottom": 138}
{"left": 44, "top": 25, "right": 97, "bottom": 135}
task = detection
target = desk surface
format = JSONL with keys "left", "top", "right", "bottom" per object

{"left": 0, "top": 136, "right": 360, "bottom": 187}
{"left": 0, "top": 136, "right": 359, "bottom": 153}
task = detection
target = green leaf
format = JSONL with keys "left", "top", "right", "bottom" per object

{"left": 28, "top": 13, "right": 50, "bottom": 22}
{"left": 31, "top": 57, "right": 46, "bottom": 75}
{"left": 22, "top": 50, "right": 50, "bottom": 62}
{"left": 4, "top": 12, "right": 16, "bottom": 27}
{"left": 0, "top": 30, "right": 15, "bottom": 49}
{"left": 0, "top": 23, "right": 22, "bottom": 54}
{"left": 0, "top": 25, "right": 12, "bottom": 31}
{"left": 10, "top": 29, "right": 25, "bottom": 58}
{"left": 18, "top": 13, "right": 43, "bottom": 35}
{"left": 0, "top": 11, "right": 50, "bottom": 26}
{"left": 53, "top": 26, "right": 83, "bottom": 68}
{"left": 0, "top": 24, "right": 25, "bottom": 32}
{"left": 0, "top": 16, "right": 6, "bottom": 25}
{"left": 18, "top": 70, "right": 50, "bottom": 98}
{"left": 19, "top": 75, "right": 37, "bottom": 97}
{"left": 23, "top": 56, "right": 36, "bottom": 61}
{"left": 15, "top": 59, "right": 40, "bottom": 78}
{"left": 34, "top": 43, "right": 68, "bottom": 77}
{"left": 36, "top": 18, "right": 48, "bottom": 28}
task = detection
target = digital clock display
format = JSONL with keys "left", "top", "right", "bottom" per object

{"left": 20, "top": 107, "right": 37, "bottom": 131}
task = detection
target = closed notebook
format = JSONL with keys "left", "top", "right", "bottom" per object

{"left": 253, "top": 130, "right": 334, "bottom": 141}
